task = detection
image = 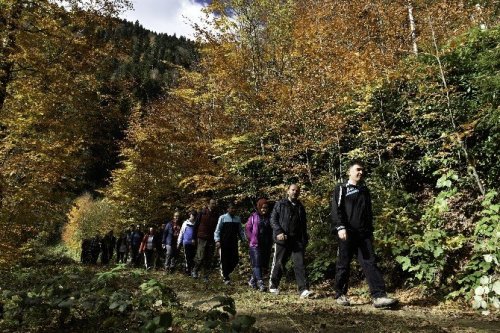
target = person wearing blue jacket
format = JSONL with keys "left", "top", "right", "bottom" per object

{"left": 177, "top": 211, "right": 197, "bottom": 275}
{"left": 215, "top": 203, "right": 246, "bottom": 284}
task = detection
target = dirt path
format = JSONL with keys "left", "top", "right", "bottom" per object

{"left": 154, "top": 272, "right": 500, "bottom": 332}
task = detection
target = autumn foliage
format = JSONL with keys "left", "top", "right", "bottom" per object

{"left": 0, "top": 0, "right": 499, "bottom": 306}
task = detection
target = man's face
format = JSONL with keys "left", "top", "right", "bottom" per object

{"left": 348, "top": 164, "right": 364, "bottom": 183}
{"left": 287, "top": 185, "right": 300, "bottom": 200}
{"left": 259, "top": 203, "right": 269, "bottom": 215}
{"left": 227, "top": 206, "right": 236, "bottom": 215}
{"left": 208, "top": 199, "right": 217, "bottom": 210}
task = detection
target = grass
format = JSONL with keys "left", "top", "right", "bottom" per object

{"left": 1, "top": 248, "right": 499, "bottom": 333}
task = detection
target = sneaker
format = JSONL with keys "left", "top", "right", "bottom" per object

{"left": 373, "top": 296, "right": 398, "bottom": 308}
{"left": 203, "top": 276, "right": 209, "bottom": 283}
{"left": 191, "top": 271, "right": 198, "bottom": 278}
{"left": 248, "top": 278, "right": 257, "bottom": 289}
{"left": 223, "top": 279, "right": 231, "bottom": 285}
{"left": 257, "top": 280, "right": 266, "bottom": 292}
{"left": 336, "top": 295, "right": 351, "bottom": 306}
{"left": 269, "top": 287, "right": 279, "bottom": 295}
{"left": 299, "top": 289, "right": 313, "bottom": 299}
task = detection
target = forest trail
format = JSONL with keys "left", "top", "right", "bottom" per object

{"left": 151, "top": 271, "right": 500, "bottom": 333}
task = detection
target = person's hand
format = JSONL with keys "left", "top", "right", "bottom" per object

{"left": 215, "top": 241, "right": 221, "bottom": 249}
{"left": 276, "top": 233, "right": 287, "bottom": 241}
{"left": 338, "top": 229, "right": 347, "bottom": 241}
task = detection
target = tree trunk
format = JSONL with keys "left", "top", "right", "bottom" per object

{"left": 406, "top": 0, "right": 418, "bottom": 55}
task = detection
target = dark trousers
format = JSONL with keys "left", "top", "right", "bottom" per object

{"left": 183, "top": 243, "right": 196, "bottom": 274}
{"left": 249, "top": 247, "right": 263, "bottom": 283}
{"left": 131, "top": 245, "right": 141, "bottom": 266}
{"left": 335, "top": 233, "right": 387, "bottom": 298}
{"left": 144, "top": 249, "right": 155, "bottom": 269}
{"left": 220, "top": 242, "right": 239, "bottom": 280}
{"left": 193, "top": 238, "right": 215, "bottom": 276}
{"left": 117, "top": 251, "right": 126, "bottom": 263}
{"left": 270, "top": 240, "right": 308, "bottom": 292}
{"left": 249, "top": 245, "right": 272, "bottom": 283}
{"left": 164, "top": 245, "right": 177, "bottom": 270}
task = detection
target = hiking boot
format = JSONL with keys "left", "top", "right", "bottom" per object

{"left": 336, "top": 295, "right": 350, "bottom": 306}
{"left": 373, "top": 296, "right": 398, "bottom": 308}
{"left": 299, "top": 289, "right": 313, "bottom": 299}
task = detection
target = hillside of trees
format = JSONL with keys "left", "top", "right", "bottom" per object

{"left": 0, "top": 0, "right": 499, "bottom": 331}
{"left": 0, "top": 0, "right": 197, "bottom": 257}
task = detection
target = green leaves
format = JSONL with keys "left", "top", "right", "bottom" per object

{"left": 436, "top": 171, "right": 458, "bottom": 189}
{"left": 192, "top": 295, "right": 256, "bottom": 332}
{"left": 142, "top": 312, "right": 173, "bottom": 333}
{"left": 396, "top": 256, "right": 412, "bottom": 271}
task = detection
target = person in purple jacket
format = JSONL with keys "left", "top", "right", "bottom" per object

{"left": 245, "top": 198, "right": 273, "bottom": 292}
{"left": 177, "top": 210, "right": 197, "bottom": 275}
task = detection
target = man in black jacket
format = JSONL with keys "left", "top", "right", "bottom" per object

{"left": 331, "top": 160, "right": 397, "bottom": 308}
{"left": 269, "top": 184, "right": 312, "bottom": 298}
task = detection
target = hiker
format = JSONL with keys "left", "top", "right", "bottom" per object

{"left": 140, "top": 226, "right": 159, "bottom": 270}
{"left": 331, "top": 159, "right": 397, "bottom": 308}
{"left": 178, "top": 211, "right": 197, "bottom": 275}
{"left": 245, "top": 198, "right": 273, "bottom": 291}
{"left": 101, "top": 230, "right": 116, "bottom": 265}
{"left": 269, "top": 184, "right": 312, "bottom": 299}
{"left": 163, "top": 211, "right": 181, "bottom": 272}
{"left": 215, "top": 203, "right": 246, "bottom": 285}
{"left": 192, "top": 198, "right": 220, "bottom": 279}
{"left": 80, "top": 238, "right": 92, "bottom": 264}
{"left": 116, "top": 231, "right": 129, "bottom": 263}
{"left": 89, "top": 234, "right": 101, "bottom": 265}
{"left": 130, "top": 224, "right": 144, "bottom": 267}
{"left": 155, "top": 223, "right": 165, "bottom": 269}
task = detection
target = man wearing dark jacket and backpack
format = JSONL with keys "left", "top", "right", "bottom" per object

{"left": 269, "top": 184, "right": 312, "bottom": 299}
{"left": 331, "top": 160, "right": 397, "bottom": 308}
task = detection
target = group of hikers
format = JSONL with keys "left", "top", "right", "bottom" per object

{"left": 80, "top": 160, "right": 398, "bottom": 308}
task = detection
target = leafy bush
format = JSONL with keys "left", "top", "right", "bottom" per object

{"left": 472, "top": 276, "right": 500, "bottom": 315}
{"left": 449, "top": 190, "right": 499, "bottom": 312}
{"left": 0, "top": 253, "right": 257, "bottom": 332}
{"left": 62, "top": 193, "right": 122, "bottom": 258}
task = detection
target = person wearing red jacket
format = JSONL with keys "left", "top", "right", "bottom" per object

{"left": 140, "top": 226, "right": 160, "bottom": 270}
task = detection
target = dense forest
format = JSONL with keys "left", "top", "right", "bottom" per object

{"left": 0, "top": 0, "right": 499, "bottom": 331}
